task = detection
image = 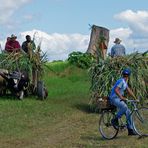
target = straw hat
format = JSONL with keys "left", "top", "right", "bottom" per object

{"left": 11, "top": 34, "right": 17, "bottom": 39}
{"left": 114, "top": 38, "right": 121, "bottom": 44}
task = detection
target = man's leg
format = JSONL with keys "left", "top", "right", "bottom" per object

{"left": 125, "top": 109, "right": 137, "bottom": 135}
{"left": 125, "top": 109, "right": 133, "bottom": 129}
{"left": 111, "top": 99, "right": 127, "bottom": 129}
{"left": 113, "top": 99, "right": 127, "bottom": 118}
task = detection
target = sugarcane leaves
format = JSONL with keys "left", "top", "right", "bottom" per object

{"left": 90, "top": 52, "right": 148, "bottom": 106}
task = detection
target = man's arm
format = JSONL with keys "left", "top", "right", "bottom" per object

{"left": 124, "top": 47, "right": 126, "bottom": 55}
{"left": 122, "top": 45, "right": 126, "bottom": 55}
{"left": 13, "top": 41, "right": 21, "bottom": 52}
{"left": 32, "top": 41, "right": 36, "bottom": 50}
{"left": 115, "top": 87, "right": 126, "bottom": 100}
{"left": 5, "top": 42, "right": 14, "bottom": 52}
{"left": 127, "top": 87, "right": 136, "bottom": 99}
{"left": 111, "top": 47, "right": 114, "bottom": 58}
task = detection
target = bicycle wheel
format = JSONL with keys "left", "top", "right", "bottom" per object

{"left": 132, "top": 107, "right": 148, "bottom": 136}
{"left": 99, "top": 110, "right": 119, "bottom": 139}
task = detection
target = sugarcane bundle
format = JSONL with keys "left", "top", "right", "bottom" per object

{"left": 89, "top": 51, "right": 148, "bottom": 108}
{"left": 0, "top": 52, "right": 32, "bottom": 73}
{"left": 29, "top": 45, "right": 48, "bottom": 89}
{"left": 0, "top": 49, "right": 48, "bottom": 80}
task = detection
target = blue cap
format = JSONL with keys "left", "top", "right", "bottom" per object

{"left": 122, "top": 68, "right": 131, "bottom": 76}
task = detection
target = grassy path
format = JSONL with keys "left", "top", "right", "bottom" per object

{"left": 0, "top": 99, "right": 147, "bottom": 148}
{"left": 0, "top": 62, "right": 147, "bottom": 147}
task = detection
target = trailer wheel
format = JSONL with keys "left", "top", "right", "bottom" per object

{"left": 37, "top": 81, "right": 48, "bottom": 100}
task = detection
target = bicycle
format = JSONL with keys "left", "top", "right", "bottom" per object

{"left": 99, "top": 99, "right": 148, "bottom": 140}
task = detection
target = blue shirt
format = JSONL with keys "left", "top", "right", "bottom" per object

{"left": 109, "top": 78, "right": 128, "bottom": 100}
{"left": 111, "top": 44, "right": 126, "bottom": 57}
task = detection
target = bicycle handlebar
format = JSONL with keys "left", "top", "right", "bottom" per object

{"left": 121, "top": 99, "right": 140, "bottom": 103}
{"left": 126, "top": 99, "right": 140, "bottom": 103}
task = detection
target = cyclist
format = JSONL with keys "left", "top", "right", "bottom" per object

{"left": 109, "top": 68, "right": 137, "bottom": 136}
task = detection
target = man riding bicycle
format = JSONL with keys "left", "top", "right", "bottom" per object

{"left": 109, "top": 68, "right": 137, "bottom": 136}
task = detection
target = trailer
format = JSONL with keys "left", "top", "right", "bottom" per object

{"left": 0, "top": 47, "right": 48, "bottom": 100}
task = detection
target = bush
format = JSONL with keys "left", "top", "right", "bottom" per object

{"left": 68, "top": 51, "right": 94, "bottom": 69}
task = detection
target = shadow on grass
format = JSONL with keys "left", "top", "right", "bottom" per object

{"left": 0, "top": 94, "right": 38, "bottom": 101}
{"left": 73, "top": 103, "right": 99, "bottom": 114}
{"left": 72, "top": 133, "right": 101, "bottom": 146}
{"left": 81, "top": 135, "right": 101, "bottom": 141}
{"left": 81, "top": 134, "right": 122, "bottom": 142}
{"left": 80, "top": 135, "right": 122, "bottom": 147}
{"left": 0, "top": 94, "right": 17, "bottom": 100}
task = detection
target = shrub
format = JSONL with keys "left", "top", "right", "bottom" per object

{"left": 68, "top": 51, "right": 94, "bottom": 69}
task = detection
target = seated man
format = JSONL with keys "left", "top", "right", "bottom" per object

{"left": 22, "top": 35, "right": 36, "bottom": 54}
{"left": 5, "top": 34, "right": 21, "bottom": 52}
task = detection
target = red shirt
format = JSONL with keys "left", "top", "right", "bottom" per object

{"left": 5, "top": 40, "right": 21, "bottom": 52}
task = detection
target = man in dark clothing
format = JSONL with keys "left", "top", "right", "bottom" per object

{"left": 22, "top": 35, "right": 36, "bottom": 54}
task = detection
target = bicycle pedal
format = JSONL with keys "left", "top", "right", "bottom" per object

{"left": 120, "top": 125, "right": 126, "bottom": 130}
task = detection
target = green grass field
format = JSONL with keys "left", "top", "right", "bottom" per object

{"left": 0, "top": 61, "right": 147, "bottom": 148}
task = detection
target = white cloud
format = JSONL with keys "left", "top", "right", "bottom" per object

{"left": 109, "top": 27, "right": 132, "bottom": 44}
{"left": 109, "top": 27, "right": 134, "bottom": 53}
{"left": 1, "top": 8, "right": 148, "bottom": 61}
{"left": 0, "top": 27, "right": 147, "bottom": 61}
{"left": 20, "top": 30, "right": 89, "bottom": 61}
{"left": 114, "top": 10, "right": 148, "bottom": 37}
{"left": 0, "top": 0, "right": 32, "bottom": 25}
{"left": 109, "top": 27, "right": 148, "bottom": 53}
{"left": 112, "top": 10, "right": 148, "bottom": 53}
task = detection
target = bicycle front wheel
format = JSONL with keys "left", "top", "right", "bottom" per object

{"left": 132, "top": 107, "right": 148, "bottom": 136}
{"left": 99, "top": 110, "right": 118, "bottom": 140}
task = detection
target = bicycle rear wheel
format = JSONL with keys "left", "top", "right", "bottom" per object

{"left": 132, "top": 107, "right": 148, "bottom": 136}
{"left": 99, "top": 110, "right": 118, "bottom": 139}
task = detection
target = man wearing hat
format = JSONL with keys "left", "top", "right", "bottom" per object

{"left": 111, "top": 38, "right": 126, "bottom": 58}
{"left": 5, "top": 34, "right": 21, "bottom": 52}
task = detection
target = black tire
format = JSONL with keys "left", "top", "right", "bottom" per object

{"left": 132, "top": 107, "right": 148, "bottom": 136}
{"left": 99, "top": 111, "right": 119, "bottom": 140}
{"left": 37, "top": 81, "right": 46, "bottom": 100}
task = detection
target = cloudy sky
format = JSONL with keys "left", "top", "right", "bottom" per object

{"left": 0, "top": 0, "right": 148, "bottom": 61}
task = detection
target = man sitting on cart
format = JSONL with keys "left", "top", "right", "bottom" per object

{"left": 22, "top": 35, "right": 36, "bottom": 55}
{"left": 5, "top": 34, "right": 21, "bottom": 53}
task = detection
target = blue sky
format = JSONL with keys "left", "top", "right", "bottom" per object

{"left": 0, "top": 0, "right": 148, "bottom": 61}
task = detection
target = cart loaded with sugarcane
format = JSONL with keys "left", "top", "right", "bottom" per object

{"left": 0, "top": 43, "right": 48, "bottom": 100}
{"left": 87, "top": 25, "right": 148, "bottom": 110}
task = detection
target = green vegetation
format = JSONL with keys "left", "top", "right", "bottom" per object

{"left": 0, "top": 61, "right": 147, "bottom": 148}
{"left": 90, "top": 52, "right": 148, "bottom": 107}
{"left": 68, "top": 51, "right": 94, "bottom": 69}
